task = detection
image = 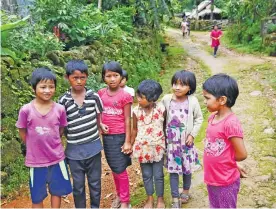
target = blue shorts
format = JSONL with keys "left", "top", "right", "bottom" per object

{"left": 29, "top": 160, "right": 72, "bottom": 204}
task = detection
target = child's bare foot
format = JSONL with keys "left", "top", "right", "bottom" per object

{"left": 156, "top": 197, "right": 165, "bottom": 208}
{"left": 143, "top": 196, "right": 154, "bottom": 208}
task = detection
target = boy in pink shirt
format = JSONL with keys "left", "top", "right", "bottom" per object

{"left": 203, "top": 74, "right": 247, "bottom": 208}
{"left": 16, "top": 68, "right": 72, "bottom": 208}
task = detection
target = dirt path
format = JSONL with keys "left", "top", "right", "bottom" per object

{"left": 166, "top": 28, "right": 276, "bottom": 208}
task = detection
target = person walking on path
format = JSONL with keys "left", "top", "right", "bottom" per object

{"left": 210, "top": 25, "right": 223, "bottom": 57}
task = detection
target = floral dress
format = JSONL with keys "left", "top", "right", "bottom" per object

{"left": 166, "top": 99, "right": 200, "bottom": 174}
{"left": 132, "top": 102, "right": 166, "bottom": 163}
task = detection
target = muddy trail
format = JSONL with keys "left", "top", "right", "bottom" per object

{"left": 2, "top": 29, "right": 276, "bottom": 208}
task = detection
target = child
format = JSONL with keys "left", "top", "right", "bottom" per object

{"left": 202, "top": 74, "right": 247, "bottom": 208}
{"left": 131, "top": 80, "right": 166, "bottom": 208}
{"left": 16, "top": 67, "right": 72, "bottom": 208}
{"left": 120, "top": 69, "right": 135, "bottom": 98}
{"left": 162, "top": 70, "right": 203, "bottom": 208}
{"left": 98, "top": 61, "right": 133, "bottom": 208}
{"left": 210, "top": 25, "right": 223, "bottom": 57}
{"left": 181, "top": 19, "right": 189, "bottom": 37}
{"left": 59, "top": 60, "right": 104, "bottom": 208}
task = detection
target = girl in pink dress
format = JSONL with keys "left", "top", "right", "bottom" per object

{"left": 210, "top": 25, "right": 223, "bottom": 57}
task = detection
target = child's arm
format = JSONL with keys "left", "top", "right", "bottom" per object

{"left": 122, "top": 103, "right": 132, "bottom": 154}
{"left": 230, "top": 137, "right": 247, "bottom": 161}
{"left": 163, "top": 110, "right": 167, "bottom": 148}
{"left": 130, "top": 113, "right": 138, "bottom": 145}
{"left": 18, "top": 128, "right": 27, "bottom": 143}
{"left": 187, "top": 99, "right": 203, "bottom": 145}
{"left": 59, "top": 127, "right": 65, "bottom": 137}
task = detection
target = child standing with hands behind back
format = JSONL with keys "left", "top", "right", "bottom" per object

{"left": 98, "top": 61, "right": 133, "bottom": 208}
{"left": 16, "top": 68, "right": 72, "bottom": 208}
{"left": 131, "top": 80, "right": 166, "bottom": 208}
{"left": 162, "top": 70, "right": 203, "bottom": 208}
{"left": 203, "top": 74, "right": 247, "bottom": 208}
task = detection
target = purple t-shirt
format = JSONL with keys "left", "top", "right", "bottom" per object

{"left": 16, "top": 101, "right": 67, "bottom": 167}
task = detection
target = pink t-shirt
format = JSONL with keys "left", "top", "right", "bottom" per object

{"left": 16, "top": 101, "right": 67, "bottom": 167}
{"left": 98, "top": 88, "right": 133, "bottom": 134}
{"left": 204, "top": 113, "right": 243, "bottom": 186}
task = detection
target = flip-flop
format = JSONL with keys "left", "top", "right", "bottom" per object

{"left": 180, "top": 193, "right": 190, "bottom": 204}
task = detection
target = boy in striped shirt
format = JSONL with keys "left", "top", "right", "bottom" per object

{"left": 59, "top": 60, "right": 104, "bottom": 208}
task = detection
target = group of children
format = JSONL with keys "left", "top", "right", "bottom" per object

{"left": 16, "top": 59, "right": 247, "bottom": 209}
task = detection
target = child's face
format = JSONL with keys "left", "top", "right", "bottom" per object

{"left": 104, "top": 70, "right": 122, "bottom": 89}
{"left": 137, "top": 94, "right": 151, "bottom": 108}
{"left": 35, "top": 79, "right": 55, "bottom": 101}
{"left": 67, "top": 70, "right": 88, "bottom": 91}
{"left": 172, "top": 80, "right": 190, "bottom": 98}
{"left": 203, "top": 90, "right": 220, "bottom": 112}
{"left": 120, "top": 77, "right": 127, "bottom": 88}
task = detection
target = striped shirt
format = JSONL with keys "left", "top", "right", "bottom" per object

{"left": 59, "top": 88, "right": 103, "bottom": 144}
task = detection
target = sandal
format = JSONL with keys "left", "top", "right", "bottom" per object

{"left": 180, "top": 193, "right": 190, "bottom": 204}
{"left": 171, "top": 200, "right": 180, "bottom": 208}
{"left": 111, "top": 196, "right": 121, "bottom": 208}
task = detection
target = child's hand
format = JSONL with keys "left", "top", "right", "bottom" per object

{"left": 100, "top": 123, "right": 109, "bottom": 134}
{"left": 121, "top": 141, "right": 132, "bottom": 154}
{"left": 237, "top": 164, "right": 248, "bottom": 178}
{"left": 186, "top": 135, "right": 194, "bottom": 146}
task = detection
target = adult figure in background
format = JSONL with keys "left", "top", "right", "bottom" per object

{"left": 181, "top": 19, "right": 189, "bottom": 37}
{"left": 210, "top": 25, "right": 223, "bottom": 58}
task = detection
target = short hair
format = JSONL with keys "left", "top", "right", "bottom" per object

{"left": 30, "top": 67, "right": 56, "bottom": 90}
{"left": 102, "top": 61, "right": 122, "bottom": 81}
{"left": 122, "top": 69, "right": 128, "bottom": 81}
{"left": 203, "top": 73, "right": 239, "bottom": 107}
{"left": 171, "top": 70, "right": 196, "bottom": 95}
{"left": 137, "top": 80, "right": 163, "bottom": 102}
{"left": 66, "top": 60, "right": 88, "bottom": 76}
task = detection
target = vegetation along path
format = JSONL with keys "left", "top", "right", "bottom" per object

{"left": 3, "top": 29, "right": 276, "bottom": 208}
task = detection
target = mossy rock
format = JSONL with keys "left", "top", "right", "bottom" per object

{"left": 46, "top": 51, "right": 60, "bottom": 66}
{"left": 92, "top": 40, "right": 102, "bottom": 49}
{"left": 84, "top": 59, "right": 92, "bottom": 67}
{"left": 1, "top": 140, "right": 22, "bottom": 168}
{"left": 1, "top": 57, "right": 15, "bottom": 67}
{"left": 84, "top": 53, "right": 96, "bottom": 64}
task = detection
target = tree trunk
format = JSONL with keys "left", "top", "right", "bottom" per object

{"left": 98, "top": 0, "right": 102, "bottom": 10}
{"left": 150, "top": 0, "right": 159, "bottom": 29}
{"left": 210, "top": 0, "right": 214, "bottom": 20}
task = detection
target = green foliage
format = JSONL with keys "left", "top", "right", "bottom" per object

{"left": 225, "top": 0, "right": 276, "bottom": 55}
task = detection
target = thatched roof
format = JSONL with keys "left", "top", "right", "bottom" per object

{"left": 189, "top": 0, "right": 222, "bottom": 19}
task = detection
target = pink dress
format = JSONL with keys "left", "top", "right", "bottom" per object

{"left": 210, "top": 29, "right": 222, "bottom": 47}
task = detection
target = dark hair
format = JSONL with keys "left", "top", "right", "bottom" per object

{"left": 137, "top": 80, "right": 163, "bottom": 102}
{"left": 66, "top": 60, "right": 88, "bottom": 76}
{"left": 171, "top": 70, "right": 196, "bottom": 95}
{"left": 102, "top": 61, "right": 122, "bottom": 81}
{"left": 203, "top": 73, "right": 239, "bottom": 107}
{"left": 30, "top": 67, "right": 56, "bottom": 90}
{"left": 122, "top": 69, "right": 128, "bottom": 81}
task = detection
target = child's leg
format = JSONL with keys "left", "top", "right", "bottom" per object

{"left": 207, "top": 178, "right": 240, "bottom": 208}
{"left": 214, "top": 46, "right": 219, "bottom": 55}
{"left": 86, "top": 153, "right": 102, "bottom": 208}
{"left": 182, "top": 173, "right": 192, "bottom": 194}
{"left": 115, "top": 170, "right": 130, "bottom": 207}
{"left": 29, "top": 167, "right": 48, "bottom": 208}
{"left": 51, "top": 195, "right": 61, "bottom": 208}
{"left": 153, "top": 159, "right": 165, "bottom": 208}
{"left": 67, "top": 159, "right": 86, "bottom": 208}
{"left": 140, "top": 162, "right": 154, "bottom": 207}
{"left": 170, "top": 173, "right": 180, "bottom": 198}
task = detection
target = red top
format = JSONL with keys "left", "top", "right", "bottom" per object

{"left": 210, "top": 29, "right": 222, "bottom": 47}
{"left": 98, "top": 88, "right": 133, "bottom": 134}
{"left": 204, "top": 113, "right": 243, "bottom": 186}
